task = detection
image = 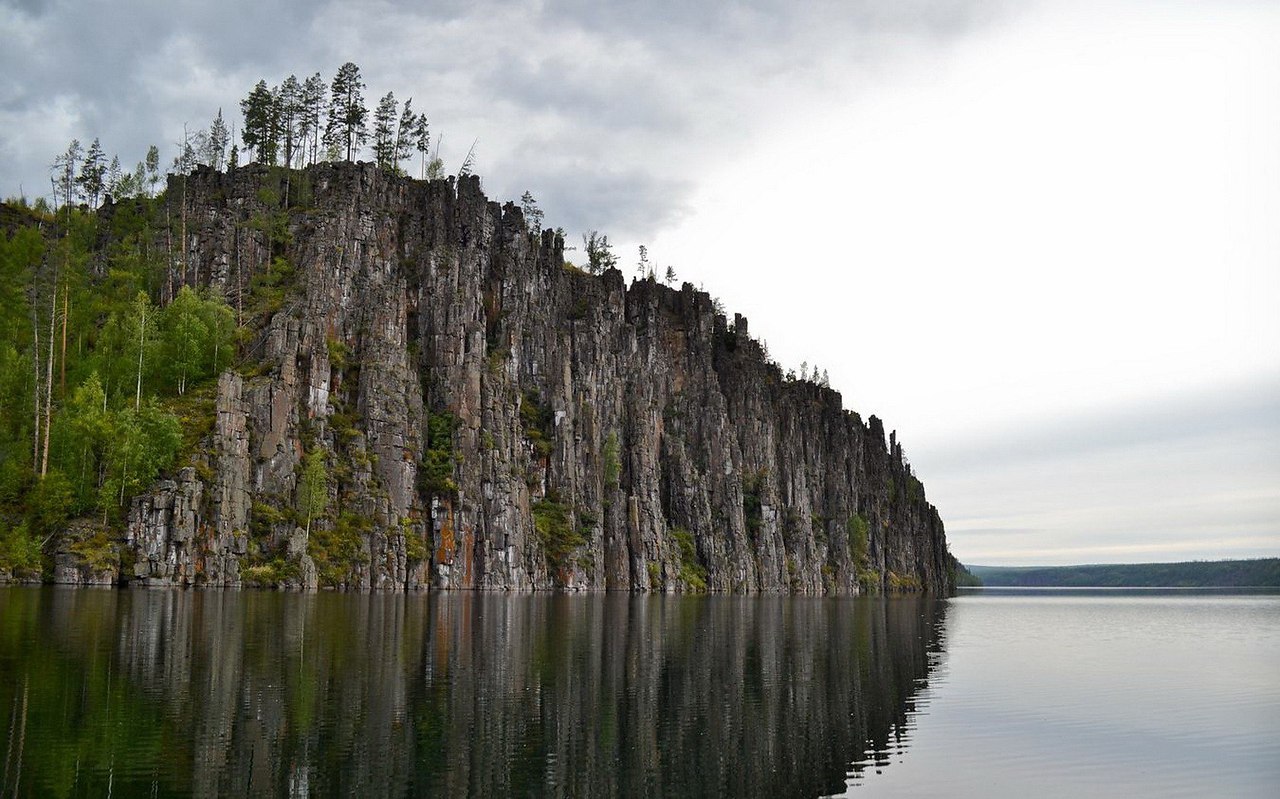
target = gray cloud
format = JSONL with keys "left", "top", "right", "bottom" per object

{"left": 922, "top": 373, "right": 1280, "bottom": 565}
{"left": 0, "top": 0, "right": 1007, "bottom": 236}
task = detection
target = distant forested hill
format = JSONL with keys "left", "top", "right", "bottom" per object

{"left": 965, "top": 559, "right": 1280, "bottom": 588}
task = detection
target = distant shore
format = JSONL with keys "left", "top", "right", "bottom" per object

{"left": 963, "top": 558, "right": 1280, "bottom": 588}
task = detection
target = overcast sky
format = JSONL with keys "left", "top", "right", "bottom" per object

{"left": 2, "top": 0, "right": 1277, "bottom": 565}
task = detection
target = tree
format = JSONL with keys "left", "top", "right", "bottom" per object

{"left": 278, "top": 75, "right": 301, "bottom": 167}
{"left": 126, "top": 292, "right": 153, "bottom": 411}
{"left": 457, "top": 139, "right": 478, "bottom": 178}
{"left": 145, "top": 145, "right": 161, "bottom": 197}
{"left": 299, "top": 72, "right": 326, "bottom": 165}
{"left": 106, "top": 156, "right": 123, "bottom": 199}
{"left": 297, "top": 447, "right": 327, "bottom": 535}
{"left": 413, "top": 112, "right": 431, "bottom": 178}
{"left": 582, "top": 231, "right": 618, "bottom": 275}
{"left": 59, "top": 372, "right": 110, "bottom": 508}
{"left": 208, "top": 108, "right": 229, "bottom": 170}
{"left": 325, "top": 62, "right": 368, "bottom": 161}
{"left": 100, "top": 401, "right": 181, "bottom": 515}
{"left": 520, "top": 191, "right": 543, "bottom": 234}
{"left": 372, "top": 91, "right": 398, "bottom": 169}
{"left": 240, "top": 79, "right": 278, "bottom": 165}
{"left": 636, "top": 245, "right": 649, "bottom": 279}
{"left": 52, "top": 139, "right": 82, "bottom": 211}
{"left": 77, "top": 138, "right": 107, "bottom": 207}
{"left": 160, "top": 286, "right": 208, "bottom": 395}
{"left": 394, "top": 98, "right": 415, "bottom": 172}
{"left": 664, "top": 265, "right": 677, "bottom": 286}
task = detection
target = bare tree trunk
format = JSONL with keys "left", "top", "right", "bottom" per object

{"left": 40, "top": 275, "right": 56, "bottom": 477}
{"left": 60, "top": 285, "right": 68, "bottom": 394}
{"left": 135, "top": 302, "right": 146, "bottom": 411}
{"left": 31, "top": 309, "right": 40, "bottom": 473}
{"left": 165, "top": 204, "right": 174, "bottom": 304}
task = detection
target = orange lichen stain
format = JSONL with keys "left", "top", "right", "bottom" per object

{"left": 462, "top": 527, "right": 475, "bottom": 586}
{"left": 435, "top": 500, "right": 456, "bottom": 565}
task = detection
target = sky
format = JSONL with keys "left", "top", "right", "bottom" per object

{"left": 2, "top": 0, "right": 1277, "bottom": 565}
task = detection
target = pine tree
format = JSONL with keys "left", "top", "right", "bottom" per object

{"left": 240, "top": 79, "right": 277, "bottom": 165}
{"left": 413, "top": 113, "right": 431, "bottom": 178}
{"left": 145, "top": 145, "right": 161, "bottom": 197}
{"left": 299, "top": 72, "right": 326, "bottom": 165}
{"left": 77, "top": 138, "right": 107, "bottom": 207}
{"left": 208, "top": 108, "right": 229, "bottom": 170}
{"left": 664, "top": 265, "right": 677, "bottom": 286}
{"left": 325, "top": 62, "right": 368, "bottom": 162}
{"left": 583, "top": 232, "right": 617, "bottom": 275}
{"left": 372, "top": 91, "right": 398, "bottom": 169}
{"left": 520, "top": 191, "right": 543, "bottom": 234}
{"left": 278, "top": 75, "right": 301, "bottom": 167}
{"left": 394, "top": 98, "right": 415, "bottom": 172}
{"left": 52, "top": 139, "right": 82, "bottom": 211}
{"left": 106, "top": 156, "right": 122, "bottom": 198}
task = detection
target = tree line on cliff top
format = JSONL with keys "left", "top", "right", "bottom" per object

{"left": 40, "top": 62, "right": 451, "bottom": 213}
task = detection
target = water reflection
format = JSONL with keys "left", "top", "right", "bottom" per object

{"left": 0, "top": 588, "right": 946, "bottom": 797}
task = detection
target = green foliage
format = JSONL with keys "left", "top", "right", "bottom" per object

{"left": 520, "top": 390, "right": 554, "bottom": 459}
{"left": 156, "top": 286, "right": 234, "bottom": 395}
{"left": 326, "top": 336, "right": 349, "bottom": 370}
{"left": 888, "top": 571, "right": 923, "bottom": 592}
{"left": 602, "top": 431, "right": 620, "bottom": 490}
{"left": 297, "top": 447, "right": 328, "bottom": 532}
{"left": 98, "top": 403, "right": 183, "bottom": 521}
{"left": 246, "top": 256, "right": 296, "bottom": 316}
{"left": 0, "top": 522, "right": 43, "bottom": 577}
{"left": 847, "top": 513, "right": 870, "bottom": 566}
{"left": 308, "top": 511, "right": 369, "bottom": 587}
{"left": 28, "top": 472, "right": 74, "bottom": 537}
{"left": 533, "top": 494, "right": 585, "bottom": 575}
{"left": 420, "top": 411, "right": 460, "bottom": 497}
{"left": 742, "top": 469, "right": 766, "bottom": 539}
{"left": 670, "top": 527, "right": 707, "bottom": 592}
{"left": 67, "top": 530, "right": 119, "bottom": 573}
{"left": 403, "top": 520, "right": 427, "bottom": 563}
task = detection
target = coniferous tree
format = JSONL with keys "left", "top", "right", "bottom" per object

{"left": 299, "top": 72, "right": 326, "bottom": 165}
{"left": 78, "top": 138, "right": 107, "bottom": 208}
{"left": 520, "top": 191, "right": 543, "bottom": 234}
{"left": 325, "top": 62, "right": 368, "bottom": 161}
{"left": 240, "top": 79, "right": 278, "bottom": 165}
{"left": 278, "top": 75, "right": 301, "bottom": 167}
{"left": 208, "top": 109, "right": 229, "bottom": 170}
{"left": 145, "top": 145, "right": 161, "bottom": 197}
{"left": 52, "top": 139, "right": 82, "bottom": 211}
{"left": 583, "top": 231, "right": 617, "bottom": 275}
{"left": 413, "top": 113, "right": 431, "bottom": 178}
{"left": 372, "top": 91, "right": 398, "bottom": 169}
{"left": 394, "top": 98, "right": 416, "bottom": 172}
{"left": 664, "top": 265, "right": 677, "bottom": 286}
{"left": 106, "top": 156, "right": 122, "bottom": 199}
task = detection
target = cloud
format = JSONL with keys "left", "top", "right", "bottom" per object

{"left": 928, "top": 373, "right": 1280, "bottom": 565}
{"left": 0, "top": 0, "right": 1007, "bottom": 234}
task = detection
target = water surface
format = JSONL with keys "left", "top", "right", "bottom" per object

{"left": 0, "top": 588, "right": 942, "bottom": 797}
{"left": 842, "top": 588, "right": 1280, "bottom": 797}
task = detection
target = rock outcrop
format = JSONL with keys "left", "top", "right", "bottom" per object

{"left": 120, "top": 162, "right": 955, "bottom": 592}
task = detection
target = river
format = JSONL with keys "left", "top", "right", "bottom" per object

{"left": 0, "top": 587, "right": 1276, "bottom": 797}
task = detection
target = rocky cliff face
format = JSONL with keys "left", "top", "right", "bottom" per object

{"left": 120, "top": 162, "right": 954, "bottom": 592}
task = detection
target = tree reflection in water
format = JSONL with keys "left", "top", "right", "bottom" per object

{"left": 0, "top": 588, "right": 946, "bottom": 797}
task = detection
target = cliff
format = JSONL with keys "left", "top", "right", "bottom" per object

{"left": 111, "top": 162, "right": 952, "bottom": 592}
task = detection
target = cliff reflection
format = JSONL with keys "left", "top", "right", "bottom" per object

{"left": 0, "top": 588, "right": 946, "bottom": 797}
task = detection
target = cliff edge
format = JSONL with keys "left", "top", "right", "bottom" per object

{"left": 112, "top": 162, "right": 953, "bottom": 592}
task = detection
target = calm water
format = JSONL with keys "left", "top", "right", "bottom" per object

{"left": 0, "top": 588, "right": 1276, "bottom": 797}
